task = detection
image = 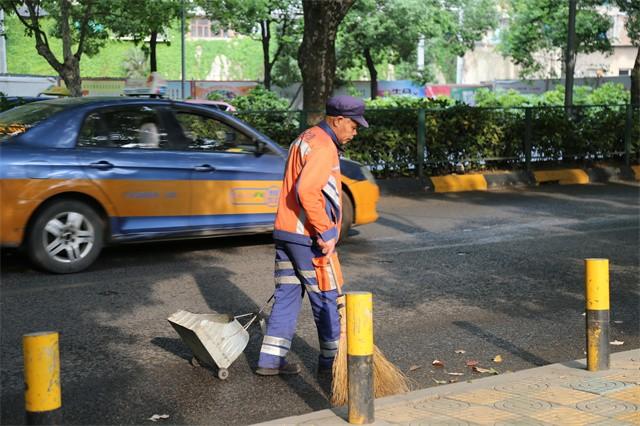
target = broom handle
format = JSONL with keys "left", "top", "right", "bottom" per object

{"left": 257, "top": 293, "right": 275, "bottom": 315}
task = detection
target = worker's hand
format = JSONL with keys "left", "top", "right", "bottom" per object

{"left": 317, "top": 237, "right": 336, "bottom": 256}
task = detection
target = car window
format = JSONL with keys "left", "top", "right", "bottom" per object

{"left": 0, "top": 101, "right": 65, "bottom": 140}
{"left": 78, "top": 106, "right": 168, "bottom": 149}
{"left": 175, "top": 112, "right": 255, "bottom": 154}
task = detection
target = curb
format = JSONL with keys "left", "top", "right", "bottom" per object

{"left": 253, "top": 349, "right": 639, "bottom": 425}
{"left": 377, "top": 165, "right": 639, "bottom": 194}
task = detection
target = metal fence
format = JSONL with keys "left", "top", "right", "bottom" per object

{"left": 235, "top": 104, "right": 640, "bottom": 178}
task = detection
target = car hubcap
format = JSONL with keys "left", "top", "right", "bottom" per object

{"left": 43, "top": 212, "right": 95, "bottom": 263}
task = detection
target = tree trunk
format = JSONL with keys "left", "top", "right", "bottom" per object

{"left": 14, "top": 0, "right": 89, "bottom": 97}
{"left": 149, "top": 30, "right": 158, "bottom": 72}
{"left": 60, "top": 59, "right": 83, "bottom": 97}
{"left": 298, "top": 0, "right": 355, "bottom": 119}
{"left": 260, "top": 20, "right": 272, "bottom": 90}
{"left": 564, "top": 0, "right": 577, "bottom": 109}
{"left": 59, "top": 0, "right": 82, "bottom": 96}
{"left": 631, "top": 46, "right": 640, "bottom": 107}
{"left": 364, "top": 47, "right": 377, "bottom": 100}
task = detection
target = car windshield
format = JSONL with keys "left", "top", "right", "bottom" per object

{"left": 0, "top": 101, "right": 66, "bottom": 140}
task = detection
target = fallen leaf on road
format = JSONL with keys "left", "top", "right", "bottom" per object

{"left": 432, "top": 379, "right": 447, "bottom": 385}
{"left": 409, "top": 365, "right": 422, "bottom": 372}
{"left": 432, "top": 359, "right": 445, "bottom": 367}
{"left": 465, "top": 360, "right": 479, "bottom": 367}
{"left": 447, "top": 372, "right": 464, "bottom": 376}
{"left": 148, "top": 414, "right": 170, "bottom": 422}
{"left": 455, "top": 349, "right": 466, "bottom": 354}
{"left": 493, "top": 355, "right": 503, "bottom": 363}
{"left": 473, "top": 366, "right": 500, "bottom": 375}
{"left": 610, "top": 340, "right": 624, "bottom": 346}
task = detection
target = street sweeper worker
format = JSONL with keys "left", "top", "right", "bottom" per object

{"left": 255, "top": 95, "right": 368, "bottom": 376}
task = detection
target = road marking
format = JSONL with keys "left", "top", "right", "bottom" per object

{"left": 351, "top": 225, "right": 639, "bottom": 257}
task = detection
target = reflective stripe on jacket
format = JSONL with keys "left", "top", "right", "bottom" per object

{"left": 273, "top": 124, "right": 342, "bottom": 246}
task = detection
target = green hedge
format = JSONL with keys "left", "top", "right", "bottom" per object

{"left": 237, "top": 104, "right": 639, "bottom": 177}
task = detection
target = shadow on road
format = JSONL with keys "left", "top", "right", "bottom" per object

{"left": 1, "top": 232, "right": 335, "bottom": 425}
{"left": 189, "top": 266, "right": 334, "bottom": 412}
{"left": 453, "top": 321, "right": 550, "bottom": 366}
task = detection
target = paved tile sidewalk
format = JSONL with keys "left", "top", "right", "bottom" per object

{"left": 256, "top": 349, "right": 639, "bottom": 425}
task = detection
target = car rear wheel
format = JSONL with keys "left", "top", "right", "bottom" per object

{"left": 27, "top": 200, "right": 104, "bottom": 274}
{"left": 339, "top": 192, "right": 354, "bottom": 243}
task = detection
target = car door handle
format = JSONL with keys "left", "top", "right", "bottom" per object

{"left": 88, "top": 161, "right": 114, "bottom": 170}
{"left": 194, "top": 164, "right": 216, "bottom": 172}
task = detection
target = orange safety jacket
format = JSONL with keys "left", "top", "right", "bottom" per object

{"left": 273, "top": 121, "right": 342, "bottom": 246}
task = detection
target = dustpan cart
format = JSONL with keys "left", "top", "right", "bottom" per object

{"left": 168, "top": 311, "right": 250, "bottom": 380}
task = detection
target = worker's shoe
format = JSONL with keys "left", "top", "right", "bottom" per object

{"left": 256, "top": 362, "right": 301, "bottom": 376}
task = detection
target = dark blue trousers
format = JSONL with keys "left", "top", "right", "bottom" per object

{"left": 258, "top": 240, "right": 340, "bottom": 369}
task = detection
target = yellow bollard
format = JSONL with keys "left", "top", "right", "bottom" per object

{"left": 23, "top": 331, "right": 62, "bottom": 425}
{"left": 346, "top": 292, "right": 374, "bottom": 424}
{"left": 585, "top": 259, "right": 610, "bottom": 371}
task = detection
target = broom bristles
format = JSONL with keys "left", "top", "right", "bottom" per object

{"left": 330, "top": 302, "right": 410, "bottom": 406}
{"left": 373, "top": 345, "right": 410, "bottom": 398}
{"left": 330, "top": 301, "right": 348, "bottom": 406}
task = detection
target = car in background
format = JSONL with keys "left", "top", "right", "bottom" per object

{"left": 0, "top": 96, "right": 45, "bottom": 112}
{"left": 0, "top": 97, "right": 379, "bottom": 273}
{"left": 185, "top": 99, "right": 236, "bottom": 112}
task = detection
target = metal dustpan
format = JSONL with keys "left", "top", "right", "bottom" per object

{"left": 167, "top": 294, "right": 273, "bottom": 380}
{"left": 168, "top": 311, "right": 250, "bottom": 380}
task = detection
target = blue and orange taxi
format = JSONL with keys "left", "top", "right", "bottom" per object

{"left": 0, "top": 97, "right": 379, "bottom": 273}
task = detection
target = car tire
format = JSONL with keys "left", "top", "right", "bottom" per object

{"left": 26, "top": 200, "right": 104, "bottom": 274}
{"left": 339, "top": 192, "right": 354, "bottom": 243}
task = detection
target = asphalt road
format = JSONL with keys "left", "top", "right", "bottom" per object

{"left": 1, "top": 182, "right": 638, "bottom": 425}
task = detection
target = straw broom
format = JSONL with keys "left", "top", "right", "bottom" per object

{"left": 330, "top": 291, "right": 410, "bottom": 406}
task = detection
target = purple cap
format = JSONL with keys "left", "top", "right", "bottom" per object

{"left": 326, "top": 95, "right": 369, "bottom": 128}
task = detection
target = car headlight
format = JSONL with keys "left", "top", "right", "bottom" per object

{"left": 360, "top": 165, "right": 376, "bottom": 184}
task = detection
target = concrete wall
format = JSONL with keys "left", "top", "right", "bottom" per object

{"left": 462, "top": 44, "right": 637, "bottom": 84}
{"left": 0, "top": 75, "right": 56, "bottom": 96}
{"left": 462, "top": 44, "right": 521, "bottom": 84}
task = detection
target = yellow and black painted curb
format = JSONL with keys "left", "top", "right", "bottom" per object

{"left": 422, "top": 165, "right": 639, "bottom": 193}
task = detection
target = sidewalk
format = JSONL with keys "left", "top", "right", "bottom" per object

{"left": 256, "top": 349, "right": 639, "bottom": 425}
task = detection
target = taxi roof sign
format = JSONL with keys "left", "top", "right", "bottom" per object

{"left": 123, "top": 72, "right": 167, "bottom": 97}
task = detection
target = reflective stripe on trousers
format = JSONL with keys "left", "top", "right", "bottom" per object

{"left": 258, "top": 241, "right": 341, "bottom": 369}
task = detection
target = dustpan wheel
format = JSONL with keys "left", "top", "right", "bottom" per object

{"left": 217, "top": 368, "right": 229, "bottom": 380}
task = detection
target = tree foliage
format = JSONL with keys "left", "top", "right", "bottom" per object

{"left": 337, "top": 0, "right": 498, "bottom": 95}
{"left": 104, "top": 0, "right": 182, "bottom": 73}
{"left": 0, "top": 0, "right": 112, "bottom": 96}
{"left": 199, "top": 0, "right": 301, "bottom": 89}
{"left": 499, "top": 0, "right": 613, "bottom": 78}
{"left": 615, "top": 0, "right": 639, "bottom": 45}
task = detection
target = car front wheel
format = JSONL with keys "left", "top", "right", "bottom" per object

{"left": 27, "top": 200, "right": 104, "bottom": 274}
